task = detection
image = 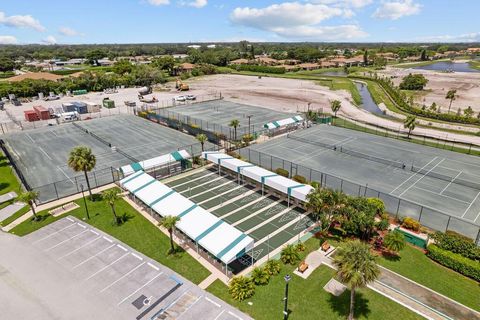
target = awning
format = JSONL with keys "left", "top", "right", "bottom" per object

{"left": 120, "top": 150, "right": 191, "bottom": 176}
{"left": 263, "top": 115, "right": 303, "bottom": 129}
{"left": 119, "top": 171, "right": 254, "bottom": 264}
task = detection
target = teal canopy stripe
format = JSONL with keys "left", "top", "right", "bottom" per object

{"left": 217, "top": 156, "right": 233, "bottom": 165}
{"left": 292, "top": 116, "right": 300, "bottom": 123}
{"left": 131, "top": 162, "right": 143, "bottom": 172}
{"left": 132, "top": 179, "right": 156, "bottom": 194}
{"left": 195, "top": 220, "right": 223, "bottom": 242}
{"left": 263, "top": 123, "right": 269, "bottom": 129}
{"left": 287, "top": 184, "right": 305, "bottom": 196}
{"left": 272, "top": 121, "right": 280, "bottom": 128}
{"left": 178, "top": 204, "right": 197, "bottom": 218}
{"left": 122, "top": 171, "right": 144, "bottom": 185}
{"left": 217, "top": 234, "right": 248, "bottom": 259}
{"left": 261, "top": 174, "right": 277, "bottom": 184}
{"left": 149, "top": 190, "right": 175, "bottom": 207}
{"left": 171, "top": 151, "right": 183, "bottom": 161}
{"left": 203, "top": 151, "right": 219, "bottom": 160}
{"left": 236, "top": 164, "right": 255, "bottom": 173}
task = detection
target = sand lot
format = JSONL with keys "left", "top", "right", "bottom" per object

{"left": 379, "top": 66, "right": 480, "bottom": 113}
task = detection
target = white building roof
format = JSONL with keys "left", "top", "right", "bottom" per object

{"left": 264, "top": 115, "right": 303, "bottom": 129}
{"left": 120, "top": 150, "right": 190, "bottom": 176}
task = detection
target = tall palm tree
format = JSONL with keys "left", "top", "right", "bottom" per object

{"left": 159, "top": 215, "right": 180, "bottom": 254}
{"left": 68, "top": 146, "right": 96, "bottom": 200}
{"left": 229, "top": 119, "right": 240, "bottom": 141}
{"left": 330, "top": 100, "right": 342, "bottom": 118}
{"left": 403, "top": 115, "right": 416, "bottom": 138}
{"left": 17, "top": 190, "right": 39, "bottom": 220}
{"left": 445, "top": 89, "right": 456, "bottom": 113}
{"left": 102, "top": 189, "right": 120, "bottom": 224}
{"left": 196, "top": 133, "right": 207, "bottom": 152}
{"left": 333, "top": 240, "right": 380, "bottom": 320}
{"left": 305, "top": 109, "right": 317, "bottom": 122}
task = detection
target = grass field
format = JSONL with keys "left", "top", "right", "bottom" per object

{"left": 316, "top": 77, "right": 363, "bottom": 106}
{"left": 9, "top": 190, "right": 211, "bottom": 285}
{"left": 378, "top": 245, "right": 480, "bottom": 311}
{"left": 0, "top": 152, "right": 28, "bottom": 223}
{"left": 207, "top": 238, "right": 422, "bottom": 320}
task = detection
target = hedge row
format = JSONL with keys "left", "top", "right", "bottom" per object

{"left": 352, "top": 75, "right": 480, "bottom": 125}
{"left": 432, "top": 231, "right": 480, "bottom": 261}
{"left": 231, "top": 64, "right": 286, "bottom": 74}
{"left": 426, "top": 245, "right": 480, "bottom": 281}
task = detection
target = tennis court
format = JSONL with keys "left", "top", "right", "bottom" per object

{"left": 2, "top": 115, "right": 206, "bottom": 202}
{"left": 159, "top": 100, "right": 298, "bottom": 137}
{"left": 240, "top": 125, "right": 480, "bottom": 238}
{"left": 165, "top": 168, "right": 315, "bottom": 272}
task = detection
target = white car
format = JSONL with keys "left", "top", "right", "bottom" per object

{"left": 173, "top": 95, "right": 186, "bottom": 102}
{"left": 186, "top": 94, "right": 196, "bottom": 101}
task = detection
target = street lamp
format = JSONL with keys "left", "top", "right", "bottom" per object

{"left": 80, "top": 184, "right": 90, "bottom": 220}
{"left": 283, "top": 274, "right": 291, "bottom": 320}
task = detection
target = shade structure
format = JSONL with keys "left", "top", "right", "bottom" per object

{"left": 263, "top": 115, "right": 303, "bottom": 129}
{"left": 119, "top": 171, "right": 254, "bottom": 264}
{"left": 202, "top": 152, "right": 313, "bottom": 203}
{"left": 120, "top": 150, "right": 190, "bottom": 176}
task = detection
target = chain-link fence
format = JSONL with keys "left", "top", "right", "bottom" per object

{"left": 238, "top": 147, "right": 480, "bottom": 244}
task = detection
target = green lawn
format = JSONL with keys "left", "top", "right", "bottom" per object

{"left": 9, "top": 192, "right": 211, "bottom": 284}
{"left": 378, "top": 245, "right": 480, "bottom": 311}
{"left": 208, "top": 238, "right": 422, "bottom": 320}
{"left": 0, "top": 152, "right": 28, "bottom": 220}
{"left": 316, "top": 77, "right": 363, "bottom": 106}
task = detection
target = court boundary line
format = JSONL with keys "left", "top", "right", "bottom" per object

{"left": 461, "top": 191, "right": 480, "bottom": 218}
{"left": 389, "top": 157, "right": 438, "bottom": 195}
{"left": 398, "top": 159, "right": 445, "bottom": 197}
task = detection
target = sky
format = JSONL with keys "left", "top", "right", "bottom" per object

{"left": 0, "top": 0, "right": 479, "bottom": 44}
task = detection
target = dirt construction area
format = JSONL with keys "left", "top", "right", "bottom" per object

{"left": 379, "top": 66, "right": 480, "bottom": 113}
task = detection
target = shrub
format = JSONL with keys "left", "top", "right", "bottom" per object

{"left": 292, "top": 175, "right": 307, "bottom": 184}
{"left": 367, "top": 198, "right": 385, "bottom": 215}
{"left": 432, "top": 231, "right": 480, "bottom": 261}
{"left": 275, "top": 168, "right": 289, "bottom": 177}
{"left": 228, "top": 276, "right": 255, "bottom": 301}
{"left": 399, "top": 73, "right": 428, "bottom": 90}
{"left": 251, "top": 267, "right": 270, "bottom": 286}
{"left": 310, "top": 181, "right": 321, "bottom": 189}
{"left": 138, "top": 111, "right": 148, "bottom": 118}
{"left": 264, "top": 260, "right": 281, "bottom": 276}
{"left": 376, "top": 218, "right": 389, "bottom": 231}
{"left": 295, "top": 242, "right": 306, "bottom": 252}
{"left": 232, "top": 64, "right": 286, "bottom": 74}
{"left": 402, "top": 217, "right": 420, "bottom": 232}
{"left": 426, "top": 245, "right": 480, "bottom": 281}
{"left": 383, "top": 230, "right": 406, "bottom": 253}
{"left": 281, "top": 244, "right": 300, "bottom": 265}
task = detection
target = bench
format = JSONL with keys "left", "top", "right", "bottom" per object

{"left": 321, "top": 241, "right": 330, "bottom": 252}
{"left": 298, "top": 261, "right": 309, "bottom": 273}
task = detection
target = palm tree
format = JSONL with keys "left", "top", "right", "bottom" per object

{"left": 196, "top": 133, "right": 207, "bottom": 152}
{"left": 305, "top": 109, "right": 317, "bottom": 122}
{"left": 445, "top": 89, "right": 456, "bottom": 113}
{"left": 403, "top": 115, "right": 416, "bottom": 138}
{"left": 102, "top": 189, "right": 120, "bottom": 224}
{"left": 159, "top": 215, "right": 180, "bottom": 254}
{"left": 383, "top": 230, "right": 406, "bottom": 255}
{"left": 229, "top": 119, "right": 240, "bottom": 141}
{"left": 333, "top": 240, "right": 380, "bottom": 320}
{"left": 17, "top": 191, "right": 39, "bottom": 220}
{"left": 330, "top": 100, "right": 342, "bottom": 118}
{"left": 251, "top": 267, "right": 270, "bottom": 285}
{"left": 229, "top": 276, "right": 255, "bottom": 301}
{"left": 280, "top": 244, "right": 300, "bottom": 265}
{"left": 68, "top": 146, "right": 96, "bottom": 200}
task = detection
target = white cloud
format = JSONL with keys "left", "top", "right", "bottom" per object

{"left": 180, "top": 0, "right": 207, "bottom": 8}
{"left": 311, "top": 0, "right": 373, "bottom": 8}
{"left": 0, "top": 12, "right": 45, "bottom": 31}
{"left": 418, "top": 32, "right": 480, "bottom": 43}
{"left": 0, "top": 35, "right": 18, "bottom": 44}
{"left": 42, "top": 35, "right": 57, "bottom": 45}
{"left": 373, "top": 0, "right": 422, "bottom": 20}
{"left": 59, "top": 26, "right": 82, "bottom": 36}
{"left": 230, "top": 2, "right": 367, "bottom": 41}
{"left": 147, "top": 0, "right": 170, "bottom": 6}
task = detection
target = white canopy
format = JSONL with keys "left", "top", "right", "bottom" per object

{"left": 119, "top": 171, "right": 254, "bottom": 264}
{"left": 202, "top": 151, "right": 313, "bottom": 203}
{"left": 264, "top": 115, "right": 303, "bottom": 129}
{"left": 120, "top": 150, "right": 191, "bottom": 176}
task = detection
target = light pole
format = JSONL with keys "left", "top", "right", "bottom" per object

{"left": 247, "top": 115, "right": 253, "bottom": 138}
{"left": 283, "top": 274, "right": 291, "bottom": 320}
{"left": 80, "top": 184, "right": 90, "bottom": 220}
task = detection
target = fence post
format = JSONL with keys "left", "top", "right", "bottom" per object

{"left": 340, "top": 180, "right": 343, "bottom": 192}
{"left": 93, "top": 172, "right": 98, "bottom": 187}
{"left": 395, "top": 199, "right": 401, "bottom": 219}
{"left": 475, "top": 229, "right": 480, "bottom": 246}
{"left": 309, "top": 168, "right": 312, "bottom": 182}
{"left": 53, "top": 182, "right": 59, "bottom": 200}
{"left": 418, "top": 206, "right": 423, "bottom": 221}
{"left": 445, "top": 216, "right": 451, "bottom": 232}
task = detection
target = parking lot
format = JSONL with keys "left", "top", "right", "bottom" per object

{"left": 21, "top": 217, "right": 250, "bottom": 320}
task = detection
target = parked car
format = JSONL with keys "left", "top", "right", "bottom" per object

{"left": 186, "top": 94, "right": 197, "bottom": 101}
{"left": 173, "top": 95, "right": 186, "bottom": 102}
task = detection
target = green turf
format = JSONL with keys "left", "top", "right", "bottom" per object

{"left": 9, "top": 190, "right": 210, "bottom": 285}
{"left": 316, "top": 77, "right": 363, "bottom": 106}
{"left": 165, "top": 170, "right": 213, "bottom": 187}
{"left": 211, "top": 191, "right": 265, "bottom": 216}
{"left": 378, "top": 244, "right": 480, "bottom": 311}
{"left": 207, "top": 238, "right": 422, "bottom": 320}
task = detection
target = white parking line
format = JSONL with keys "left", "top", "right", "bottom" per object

{"left": 213, "top": 310, "right": 225, "bottom": 320}
{"left": 45, "top": 229, "right": 89, "bottom": 251}
{"left": 147, "top": 262, "right": 159, "bottom": 271}
{"left": 103, "top": 236, "right": 113, "bottom": 243}
{"left": 439, "top": 171, "right": 463, "bottom": 195}
{"left": 228, "top": 311, "right": 243, "bottom": 320}
{"left": 72, "top": 244, "right": 116, "bottom": 269}
{"left": 461, "top": 192, "right": 480, "bottom": 218}
{"left": 100, "top": 262, "right": 146, "bottom": 293}
{"left": 117, "top": 272, "right": 164, "bottom": 306}
{"left": 57, "top": 236, "right": 102, "bottom": 260}
{"left": 84, "top": 252, "right": 130, "bottom": 281}
{"left": 399, "top": 159, "right": 445, "bottom": 197}
{"left": 32, "top": 222, "right": 77, "bottom": 244}
{"left": 117, "top": 244, "right": 128, "bottom": 252}
{"left": 390, "top": 157, "right": 438, "bottom": 195}
{"left": 205, "top": 296, "right": 221, "bottom": 308}
{"left": 38, "top": 146, "right": 52, "bottom": 160}
{"left": 177, "top": 296, "right": 202, "bottom": 319}
{"left": 131, "top": 253, "right": 143, "bottom": 260}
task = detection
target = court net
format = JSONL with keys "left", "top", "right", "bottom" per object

{"left": 410, "top": 166, "right": 480, "bottom": 190}
{"left": 287, "top": 134, "right": 405, "bottom": 169}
